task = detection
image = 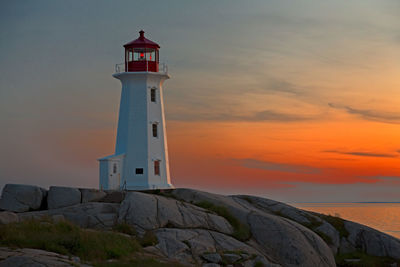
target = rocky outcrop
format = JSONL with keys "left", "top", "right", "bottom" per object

{"left": 19, "top": 202, "right": 119, "bottom": 229}
{"left": 235, "top": 194, "right": 400, "bottom": 261}
{"left": 0, "top": 184, "right": 46, "bottom": 212}
{"left": 247, "top": 212, "right": 334, "bottom": 266}
{"left": 0, "top": 247, "right": 90, "bottom": 267}
{"left": 201, "top": 253, "right": 222, "bottom": 263}
{"left": 0, "top": 212, "right": 19, "bottom": 225}
{"left": 0, "top": 185, "right": 108, "bottom": 213}
{"left": 344, "top": 220, "right": 400, "bottom": 259}
{"left": 314, "top": 221, "right": 340, "bottom": 254}
{"left": 118, "top": 192, "right": 233, "bottom": 235}
{"left": 235, "top": 194, "right": 319, "bottom": 225}
{"left": 1, "top": 184, "right": 400, "bottom": 266}
{"left": 151, "top": 228, "right": 276, "bottom": 266}
{"left": 171, "top": 189, "right": 335, "bottom": 267}
{"left": 80, "top": 188, "right": 107, "bottom": 203}
{"left": 47, "top": 186, "right": 81, "bottom": 209}
{"left": 236, "top": 194, "right": 342, "bottom": 254}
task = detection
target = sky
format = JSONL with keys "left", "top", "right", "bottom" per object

{"left": 1, "top": 0, "right": 400, "bottom": 202}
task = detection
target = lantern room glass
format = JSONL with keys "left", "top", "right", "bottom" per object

{"left": 126, "top": 49, "right": 158, "bottom": 62}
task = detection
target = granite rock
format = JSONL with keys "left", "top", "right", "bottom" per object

{"left": 118, "top": 192, "right": 233, "bottom": 234}
{"left": 202, "top": 264, "right": 220, "bottom": 267}
{"left": 0, "top": 247, "right": 91, "bottom": 266}
{"left": 0, "top": 184, "right": 46, "bottom": 212}
{"left": 202, "top": 253, "right": 221, "bottom": 263}
{"left": 154, "top": 228, "right": 271, "bottom": 265}
{"left": 222, "top": 253, "right": 241, "bottom": 263}
{"left": 3, "top": 185, "right": 400, "bottom": 266}
{"left": 344, "top": 220, "right": 400, "bottom": 259}
{"left": 315, "top": 220, "right": 340, "bottom": 254}
{"left": 0, "top": 211, "right": 19, "bottom": 225}
{"left": 171, "top": 188, "right": 336, "bottom": 267}
{"left": 47, "top": 187, "right": 81, "bottom": 209}
{"left": 19, "top": 202, "right": 119, "bottom": 229}
{"left": 80, "top": 188, "right": 107, "bottom": 203}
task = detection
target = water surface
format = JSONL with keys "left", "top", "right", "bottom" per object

{"left": 292, "top": 202, "right": 400, "bottom": 239}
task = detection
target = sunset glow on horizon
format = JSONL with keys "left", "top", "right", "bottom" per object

{"left": 1, "top": 0, "right": 399, "bottom": 202}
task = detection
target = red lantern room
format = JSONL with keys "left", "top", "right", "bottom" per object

{"left": 124, "top": 30, "right": 160, "bottom": 72}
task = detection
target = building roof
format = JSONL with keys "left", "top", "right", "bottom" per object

{"left": 98, "top": 153, "right": 125, "bottom": 161}
{"left": 123, "top": 30, "right": 160, "bottom": 49}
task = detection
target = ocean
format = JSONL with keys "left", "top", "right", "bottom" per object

{"left": 291, "top": 202, "right": 400, "bottom": 239}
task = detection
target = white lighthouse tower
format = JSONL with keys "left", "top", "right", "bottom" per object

{"left": 98, "top": 31, "right": 173, "bottom": 190}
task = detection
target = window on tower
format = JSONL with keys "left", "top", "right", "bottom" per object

{"left": 113, "top": 163, "right": 117, "bottom": 174}
{"left": 154, "top": 160, "right": 160, "bottom": 176}
{"left": 152, "top": 123, "right": 158, "bottom": 137}
{"left": 127, "top": 49, "right": 134, "bottom": 62}
{"left": 148, "top": 51, "right": 156, "bottom": 62}
{"left": 133, "top": 50, "right": 145, "bottom": 61}
{"left": 151, "top": 88, "right": 156, "bottom": 102}
{"left": 135, "top": 168, "right": 144, "bottom": 175}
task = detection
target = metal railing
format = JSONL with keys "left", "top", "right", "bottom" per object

{"left": 115, "top": 63, "right": 124, "bottom": 73}
{"left": 120, "top": 180, "right": 127, "bottom": 191}
{"left": 115, "top": 62, "right": 168, "bottom": 74}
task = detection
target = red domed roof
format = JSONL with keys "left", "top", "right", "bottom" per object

{"left": 123, "top": 30, "right": 160, "bottom": 49}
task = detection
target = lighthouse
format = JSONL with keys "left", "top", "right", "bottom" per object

{"left": 98, "top": 31, "right": 173, "bottom": 190}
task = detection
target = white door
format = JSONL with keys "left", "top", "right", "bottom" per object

{"left": 108, "top": 161, "right": 121, "bottom": 190}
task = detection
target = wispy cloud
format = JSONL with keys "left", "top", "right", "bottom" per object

{"left": 234, "top": 158, "right": 321, "bottom": 174}
{"left": 360, "top": 176, "right": 400, "bottom": 185}
{"left": 244, "top": 110, "right": 311, "bottom": 122}
{"left": 323, "top": 150, "right": 398, "bottom": 158}
{"left": 168, "top": 109, "right": 312, "bottom": 122}
{"left": 329, "top": 103, "right": 400, "bottom": 124}
{"left": 263, "top": 79, "right": 303, "bottom": 95}
{"left": 376, "top": 176, "right": 400, "bottom": 181}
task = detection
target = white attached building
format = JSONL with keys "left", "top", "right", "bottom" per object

{"left": 98, "top": 30, "right": 173, "bottom": 190}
